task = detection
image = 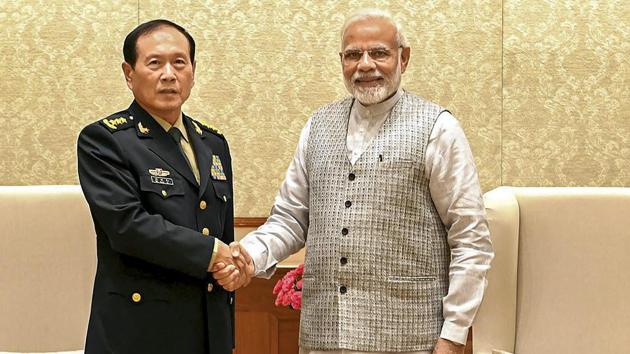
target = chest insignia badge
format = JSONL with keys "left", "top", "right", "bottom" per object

{"left": 138, "top": 122, "right": 150, "bottom": 134}
{"left": 210, "top": 155, "right": 227, "bottom": 181}
{"left": 149, "top": 168, "right": 173, "bottom": 185}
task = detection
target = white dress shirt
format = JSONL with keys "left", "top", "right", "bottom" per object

{"left": 241, "top": 89, "right": 494, "bottom": 351}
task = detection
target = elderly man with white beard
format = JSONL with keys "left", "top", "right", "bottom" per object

{"left": 214, "top": 8, "right": 494, "bottom": 354}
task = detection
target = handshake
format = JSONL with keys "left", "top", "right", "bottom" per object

{"left": 208, "top": 241, "right": 255, "bottom": 291}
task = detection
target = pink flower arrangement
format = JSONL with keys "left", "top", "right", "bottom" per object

{"left": 273, "top": 263, "right": 304, "bottom": 310}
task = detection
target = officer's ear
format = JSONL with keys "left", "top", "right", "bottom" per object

{"left": 122, "top": 61, "right": 134, "bottom": 90}
{"left": 191, "top": 60, "right": 196, "bottom": 87}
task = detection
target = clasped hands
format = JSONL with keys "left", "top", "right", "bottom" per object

{"left": 208, "top": 241, "right": 254, "bottom": 291}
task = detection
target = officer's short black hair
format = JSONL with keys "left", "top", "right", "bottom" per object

{"left": 123, "top": 19, "right": 196, "bottom": 67}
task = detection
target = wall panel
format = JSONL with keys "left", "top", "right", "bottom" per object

{"left": 503, "top": 0, "right": 630, "bottom": 186}
{"left": 1, "top": 1, "right": 628, "bottom": 216}
{"left": 0, "top": 0, "right": 137, "bottom": 185}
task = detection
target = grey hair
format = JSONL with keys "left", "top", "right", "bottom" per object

{"left": 340, "top": 8, "right": 408, "bottom": 50}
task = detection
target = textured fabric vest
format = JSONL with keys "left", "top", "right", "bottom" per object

{"left": 300, "top": 92, "right": 450, "bottom": 352}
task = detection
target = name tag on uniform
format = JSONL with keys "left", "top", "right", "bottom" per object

{"left": 150, "top": 176, "right": 174, "bottom": 185}
{"left": 149, "top": 168, "right": 174, "bottom": 185}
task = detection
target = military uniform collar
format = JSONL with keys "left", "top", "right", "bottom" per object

{"left": 150, "top": 112, "right": 190, "bottom": 143}
{"left": 129, "top": 101, "right": 190, "bottom": 141}
{"left": 127, "top": 100, "right": 200, "bottom": 187}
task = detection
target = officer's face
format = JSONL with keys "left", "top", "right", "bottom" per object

{"left": 340, "top": 18, "right": 410, "bottom": 106}
{"left": 122, "top": 26, "right": 195, "bottom": 121}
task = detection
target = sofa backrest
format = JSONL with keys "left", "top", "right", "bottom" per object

{"left": 477, "top": 187, "right": 630, "bottom": 354}
{"left": 0, "top": 185, "right": 96, "bottom": 352}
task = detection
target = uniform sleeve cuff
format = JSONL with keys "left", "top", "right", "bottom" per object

{"left": 208, "top": 238, "right": 219, "bottom": 267}
{"left": 440, "top": 321, "right": 469, "bottom": 346}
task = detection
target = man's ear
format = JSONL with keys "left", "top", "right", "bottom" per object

{"left": 192, "top": 60, "right": 196, "bottom": 87}
{"left": 399, "top": 47, "right": 411, "bottom": 74}
{"left": 122, "top": 62, "right": 134, "bottom": 90}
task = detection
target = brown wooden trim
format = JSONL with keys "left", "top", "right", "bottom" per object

{"left": 234, "top": 217, "right": 267, "bottom": 227}
{"left": 235, "top": 268, "right": 300, "bottom": 354}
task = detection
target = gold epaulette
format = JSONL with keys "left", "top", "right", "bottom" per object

{"left": 99, "top": 115, "right": 133, "bottom": 132}
{"left": 193, "top": 119, "right": 224, "bottom": 138}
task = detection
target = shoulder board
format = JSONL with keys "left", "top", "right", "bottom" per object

{"left": 193, "top": 119, "right": 224, "bottom": 138}
{"left": 99, "top": 113, "right": 134, "bottom": 133}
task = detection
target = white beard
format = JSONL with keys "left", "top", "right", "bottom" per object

{"left": 344, "top": 61, "right": 402, "bottom": 106}
{"left": 351, "top": 85, "right": 389, "bottom": 106}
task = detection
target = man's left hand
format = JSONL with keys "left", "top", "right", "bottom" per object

{"left": 433, "top": 338, "right": 465, "bottom": 354}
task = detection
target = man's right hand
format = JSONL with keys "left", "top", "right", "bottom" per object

{"left": 207, "top": 240, "right": 237, "bottom": 272}
{"left": 209, "top": 241, "right": 254, "bottom": 291}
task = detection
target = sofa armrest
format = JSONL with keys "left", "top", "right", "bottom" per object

{"left": 473, "top": 187, "right": 519, "bottom": 354}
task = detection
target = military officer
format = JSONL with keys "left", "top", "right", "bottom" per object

{"left": 77, "top": 19, "right": 248, "bottom": 354}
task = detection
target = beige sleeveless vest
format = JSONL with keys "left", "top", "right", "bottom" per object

{"left": 300, "top": 92, "right": 450, "bottom": 351}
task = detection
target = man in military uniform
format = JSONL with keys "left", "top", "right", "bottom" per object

{"left": 77, "top": 19, "right": 249, "bottom": 353}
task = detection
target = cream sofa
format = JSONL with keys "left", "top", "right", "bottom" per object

{"left": 475, "top": 187, "right": 630, "bottom": 354}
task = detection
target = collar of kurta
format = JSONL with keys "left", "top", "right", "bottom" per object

{"left": 353, "top": 88, "right": 403, "bottom": 118}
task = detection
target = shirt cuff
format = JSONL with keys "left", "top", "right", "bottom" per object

{"left": 251, "top": 249, "right": 277, "bottom": 279}
{"left": 240, "top": 239, "right": 277, "bottom": 279}
{"left": 255, "top": 262, "right": 277, "bottom": 279}
{"left": 440, "top": 320, "right": 469, "bottom": 346}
